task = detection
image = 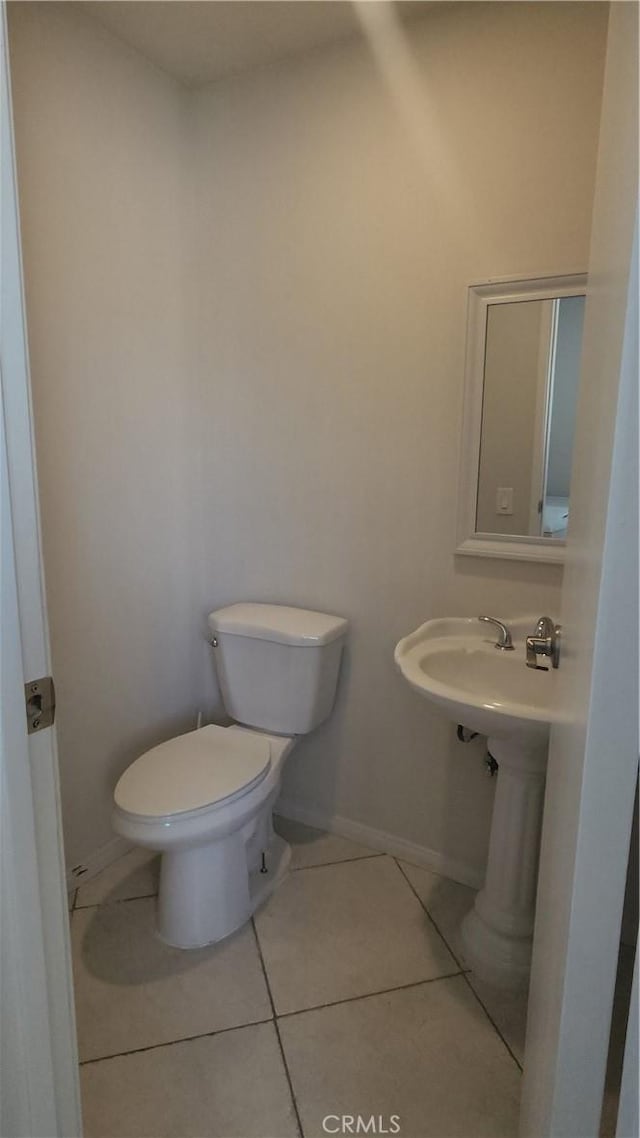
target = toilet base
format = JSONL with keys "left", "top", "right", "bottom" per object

{"left": 156, "top": 831, "right": 290, "bottom": 949}
{"left": 247, "top": 833, "right": 291, "bottom": 919}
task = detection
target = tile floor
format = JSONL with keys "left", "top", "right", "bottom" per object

{"left": 71, "top": 818, "right": 525, "bottom": 1138}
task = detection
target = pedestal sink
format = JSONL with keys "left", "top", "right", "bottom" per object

{"left": 394, "top": 617, "right": 559, "bottom": 990}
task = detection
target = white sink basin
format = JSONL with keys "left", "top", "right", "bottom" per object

{"left": 394, "top": 616, "right": 558, "bottom": 741}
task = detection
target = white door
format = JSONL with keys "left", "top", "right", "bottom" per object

{"left": 0, "top": 5, "right": 82, "bottom": 1135}
{"left": 0, "top": 3, "right": 635, "bottom": 1138}
{"left": 520, "top": 3, "right": 638, "bottom": 1135}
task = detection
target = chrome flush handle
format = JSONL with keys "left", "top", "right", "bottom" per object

{"left": 526, "top": 616, "right": 561, "bottom": 670}
{"left": 478, "top": 615, "right": 514, "bottom": 651}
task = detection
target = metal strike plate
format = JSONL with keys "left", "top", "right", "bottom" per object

{"left": 24, "top": 676, "right": 56, "bottom": 734}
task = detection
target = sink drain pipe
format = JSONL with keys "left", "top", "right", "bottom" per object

{"left": 457, "top": 724, "right": 478, "bottom": 743}
{"left": 457, "top": 723, "right": 499, "bottom": 776}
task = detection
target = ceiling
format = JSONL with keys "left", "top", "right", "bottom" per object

{"left": 77, "top": 1, "right": 437, "bottom": 88}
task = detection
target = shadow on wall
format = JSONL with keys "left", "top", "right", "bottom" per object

{"left": 287, "top": 637, "right": 354, "bottom": 826}
{"left": 441, "top": 728, "right": 495, "bottom": 885}
{"left": 266, "top": 610, "right": 496, "bottom": 888}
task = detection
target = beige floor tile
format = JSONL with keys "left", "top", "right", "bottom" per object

{"left": 72, "top": 898, "right": 271, "bottom": 1061}
{"left": 81, "top": 1021, "right": 299, "bottom": 1138}
{"left": 75, "top": 848, "right": 160, "bottom": 907}
{"left": 398, "top": 860, "right": 476, "bottom": 966}
{"left": 279, "top": 975, "right": 521, "bottom": 1138}
{"left": 465, "top": 975, "right": 529, "bottom": 1066}
{"left": 274, "top": 815, "right": 382, "bottom": 870}
{"left": 255, "top": 856, "right": 458, "bottom": 1015}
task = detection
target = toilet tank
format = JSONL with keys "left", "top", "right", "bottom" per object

{"left": 208, "top": 603, "right": 348, "bottom": 735}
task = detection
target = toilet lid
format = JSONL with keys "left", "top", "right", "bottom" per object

{"left": 114, "top": 725, "right": 271, "bottom": 819}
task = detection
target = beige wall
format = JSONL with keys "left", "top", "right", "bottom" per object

{"left": 9, "top": 1, "right": 608, "bottom": 880}
{"left": 8, "top": 3, "right": 204, "bottom": 869}
{"left": 193, "top": 1, "right": 606, "bottom": 876}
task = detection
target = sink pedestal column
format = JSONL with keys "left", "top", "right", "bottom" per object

{"left": 461, "top": 734, "right": 548, "bottom": 990}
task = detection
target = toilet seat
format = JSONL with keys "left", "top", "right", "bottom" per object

{"left": 114, "top": 725, "right": 271, "bottom": 821}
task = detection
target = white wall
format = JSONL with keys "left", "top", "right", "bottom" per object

{"left": 8, "top": 3, "right": 204, "bottom": 870}
{"left": 9, "top": 1, "right": 608, "bottom": 883}
{"left": 193, "top": 1, "right": 607, "bottom": 879}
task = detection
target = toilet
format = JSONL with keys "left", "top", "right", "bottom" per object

{"left": 112, "top": 603, "right": 348, "bottom": 948}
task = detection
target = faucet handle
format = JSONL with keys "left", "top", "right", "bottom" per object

{"left": 534, "top": 616, "right": 555, "bottom": 639}
{"left": 526, "top": 617, "right": 561, "bottom": 670}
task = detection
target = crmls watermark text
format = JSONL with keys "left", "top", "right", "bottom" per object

{"left": 322, "top": 1116, "right": 401, "bottom": 1134}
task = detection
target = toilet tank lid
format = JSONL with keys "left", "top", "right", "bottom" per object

{"left": 208, "top": 603, "right": 348, "bottom": 646}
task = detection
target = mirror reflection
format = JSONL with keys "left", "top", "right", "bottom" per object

{"left": 476, "top": 293, "right": 585, "bottom": 539}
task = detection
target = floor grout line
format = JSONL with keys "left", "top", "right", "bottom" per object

{"left": 394, "top": 859, "right": 524, "bottom": 1074}
{"left": 73, "top": 851, "right": 385, "bottom": 908}
{"left": 76, "top": 968, "right": 469, "bottom": 1074}
{"left": 273, "top": 1015, "right": 305, "bottom": 1136}
{"left": 78, "top": 1015, "right": 274, "bottom": 1067}
{"left": 74, "top": 890, "right": 158, "bottom": 911}
{"left": 290, "top": 852, "right": 384, "bottom": 872}
{"left": 275, "top": 970, "right": 465, "bottom": 1020}
{"left": 73, "top": 851, "right": 385, "bottom": 910}
{"left": 394, "top": 859, "right": 467, "bottom": 971}
{"left": 251, "top": 918, "right": 305, "bottom": 1138}
{"left": 461, "top": 973, "right": 524, "bottom": 1073}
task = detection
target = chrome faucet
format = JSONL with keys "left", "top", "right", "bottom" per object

{"left": 526, "top": 616, "right": 561, "bottom": 670}
{"left": 478, "top": 615, "right": 514, "bottom": 651}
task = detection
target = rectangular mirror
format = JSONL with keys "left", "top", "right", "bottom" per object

{"left": 456, "top": 273, "right": 586, "bottom": 563}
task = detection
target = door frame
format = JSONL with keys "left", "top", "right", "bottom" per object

{"left": 1, "top": 5, "right": 82, "bottom": 1134}
{"left": 520, "top": 3, "right": 638, "bottom": 1133}
{"left": 0, "top": 3, "right": 636, "bottom": 1137}
{"left": 521, "top": 213, "right": 637, "bottom": 1138}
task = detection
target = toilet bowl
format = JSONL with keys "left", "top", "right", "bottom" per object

{"left": 112, "top": 603, "right": 348, "bottom": 948}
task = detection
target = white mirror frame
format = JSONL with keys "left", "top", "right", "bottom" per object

{"left": 456, "top": 272, "right": 587, "bottom": 564}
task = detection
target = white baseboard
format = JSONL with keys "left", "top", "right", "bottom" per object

{"left": 67, "top": 835, "right": 132, "bottom": 892}
{"left": 276, "top": 798, "right": 484, "bottom": 890}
